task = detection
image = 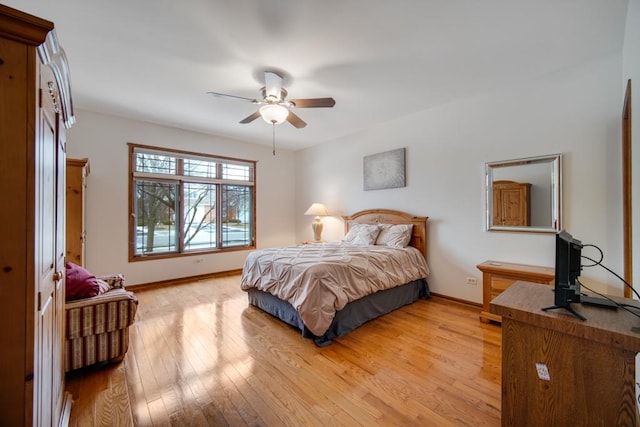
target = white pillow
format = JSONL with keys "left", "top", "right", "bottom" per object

{"left": 343, "top": 223, "right": 381, "bottom": 246}
{"left": 342, "top": 222, "right": 363, "bottom": 242}
{"left": 376, "top": 223, "right": 413, "bottom": 248}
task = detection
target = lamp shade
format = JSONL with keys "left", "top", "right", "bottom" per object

{"left": 304, "top": 203, "right": 328, "bottom": 217}
{"left": 305, "top": 203, "right": 328, "bottom": 242}
{"left": 260, "top": 104, "right": 289, "bottom": 124}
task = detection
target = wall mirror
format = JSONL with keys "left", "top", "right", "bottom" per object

{"left": 486, "top": 154, "right": 562, "bottom": 233}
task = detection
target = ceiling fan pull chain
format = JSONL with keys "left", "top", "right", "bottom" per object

{"left": 272, "top": 122, "right": 276, "bottom": 156}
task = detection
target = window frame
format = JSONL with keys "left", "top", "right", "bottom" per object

{"left": 128, "top": 143, "right": 256, "bottom": 262}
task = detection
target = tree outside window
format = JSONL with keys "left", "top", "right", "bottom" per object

{"left": 129, "top": 144, "right": 255, "bottom": 260}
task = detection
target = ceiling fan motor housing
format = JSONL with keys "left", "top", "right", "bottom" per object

{"left": 261, "top": 87, "right": 288, "bottom": 103}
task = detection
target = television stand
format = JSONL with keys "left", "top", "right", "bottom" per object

{"left": 491, "top": 281, "right": 640, "bottom": 425}
{"left": 581, "top": 295, "right": 619, "bottom": 309}
{"left": 541, "top": 303, "right": 587, "bottom": 321}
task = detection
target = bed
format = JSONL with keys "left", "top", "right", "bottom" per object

{"left": 240, "top": 209, "right": 430, "bottom": 346}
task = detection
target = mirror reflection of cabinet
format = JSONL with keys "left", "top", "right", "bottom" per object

{"left": 492, "top": 180, "right": 531, "bottom": 226}
{"left": 486, "top": 154, "right": 561, "bottom": 233}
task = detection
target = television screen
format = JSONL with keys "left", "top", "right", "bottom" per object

{"left": 553, "top": 230, "right": 583, "bottom": 307}
{"left": 544, "top": 230, "right": 619, "bottom": 319}
{"left": 542, "top": 230, "right": 589, "bottom": 320}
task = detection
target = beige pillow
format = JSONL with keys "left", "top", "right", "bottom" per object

{"left": 376, "top": 224, "right": 413, "bottom": 247}
{"left": 343, "top": 223, "right": 381, "bottom": 246}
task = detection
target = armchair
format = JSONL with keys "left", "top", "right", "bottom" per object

{"left": 64, "top": 274, "right": 138, "bottom": 372}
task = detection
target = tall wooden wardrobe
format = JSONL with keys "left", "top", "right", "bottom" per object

{"left": 492, "top": 180, "right": 531, "bottom": 226}
{"left": 0, "top": 5, "right": 75, "bottom": 426}
{"left": 66, "top": 158, "right": 90, "bottom": 267}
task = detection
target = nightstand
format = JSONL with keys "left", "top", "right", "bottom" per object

{"left": 477, "top": 260, "right": 554, "bottom": 324}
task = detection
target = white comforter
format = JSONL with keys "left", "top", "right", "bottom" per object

{"left": 240, "top": 242, "right": 430, "bottom": 336}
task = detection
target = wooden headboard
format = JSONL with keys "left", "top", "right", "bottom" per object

{"left": 342, "top": 209, "right": 428, "bottom": 260}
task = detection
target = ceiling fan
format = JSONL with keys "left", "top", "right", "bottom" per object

{"left": 207, "top": 71, "right": 336, "bottom": 129}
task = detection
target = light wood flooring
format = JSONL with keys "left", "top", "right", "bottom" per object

{"left": 65, "top": 274, "right": 502, "bottom": 426}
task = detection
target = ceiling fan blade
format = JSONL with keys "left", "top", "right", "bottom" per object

{"left": 288, "top": 97, "right": 336, "bottom": 108}
{"left": 286, "top": 110, "right": 307, "bottom": 128}
{"left": 239, "top": 110, "right": 262, "bottom": 124}
{"left": 207, "top": 91, "right": 258, "bottom": 103}
{"left": 264, "top": 71, "right": 283, "bottom": 101}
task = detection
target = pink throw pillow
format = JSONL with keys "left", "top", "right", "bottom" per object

{"left": 65, "top": 262, "right": 109, "bottom": 301}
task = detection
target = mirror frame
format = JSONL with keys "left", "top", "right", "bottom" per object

{"left": 485, "top": 153, "right": 562, "bottom": 233}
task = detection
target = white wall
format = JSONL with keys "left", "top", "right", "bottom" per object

{"left": 66, "top": 4, "right": 636, "bottom": 297}
{"left": 624, "top": 0, "right": 640, "bottom": 296}
{"left": 66, "top": 110, "right": 297, "bottom": 284}
{"left": 295, "top": 53, "right": 624, "bottom": 303}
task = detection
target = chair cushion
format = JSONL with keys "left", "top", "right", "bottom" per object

{"left": 65, "top": 288, "right": 138, "bottom": 339}
{"left": 65, "top": 261, "right": 110, "bottom": 301}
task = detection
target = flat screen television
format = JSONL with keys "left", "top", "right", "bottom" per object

{"left": 542, "top": 230, "right": 586, "bottom": 320}
{"left": 543, "top": 230, "right": 617, "bottom": 320}
{"left": 554, "top": 230, "right": 583, "bottom": 306}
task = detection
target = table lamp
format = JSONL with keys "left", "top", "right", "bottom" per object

{"left": 304, "top": 202, "right": 329, "bottom": 241}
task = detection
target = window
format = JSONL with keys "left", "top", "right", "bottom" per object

{"left": 129, "top": 143, "right": 256, "bottom": 260}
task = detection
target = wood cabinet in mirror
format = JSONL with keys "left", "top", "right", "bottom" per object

{"left": 486, "top": 154, "right": 562, "bottom": 233}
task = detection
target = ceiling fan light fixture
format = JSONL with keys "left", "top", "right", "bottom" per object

{"left": 259, "top": 104, "right": 289, "bottom": 124}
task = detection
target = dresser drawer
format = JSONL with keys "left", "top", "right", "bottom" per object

{"left": 477, "top": 260, "right": 554, "bottom": 324}
{"left": 491, "top": 276, "right": 516, "bottom": 294}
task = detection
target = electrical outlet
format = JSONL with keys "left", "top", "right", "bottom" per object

{"left": 535, "top": 363, "right": 551, "bottom": 381}
{"left": 466, "top": 277, "right": 477, "bottom": 286}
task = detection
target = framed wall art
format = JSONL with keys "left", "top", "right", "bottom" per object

{"left": 363, "top": 147, "right": 406, "bottom": 191}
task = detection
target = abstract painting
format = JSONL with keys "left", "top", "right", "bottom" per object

{"left": 363, "top": 148, "right": 406, "bottom": 191}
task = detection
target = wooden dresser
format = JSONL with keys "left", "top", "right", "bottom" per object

{"left": 477, "top": 260, "right": 554, "bottom": 323}
{"left": 66, "top": 158, "right": 90, "bottom": 266}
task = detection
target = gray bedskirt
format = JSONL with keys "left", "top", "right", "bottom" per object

{"left": 246, "top": 278, "right": 429, "bottom": 346}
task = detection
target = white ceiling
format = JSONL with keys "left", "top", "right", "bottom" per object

{"left": 5, "top": 0, "right": 630, "bottom": 150}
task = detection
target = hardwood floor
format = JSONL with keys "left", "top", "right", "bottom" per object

{"left": 65, "top": 275, "right": 502, "bottom": 426}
